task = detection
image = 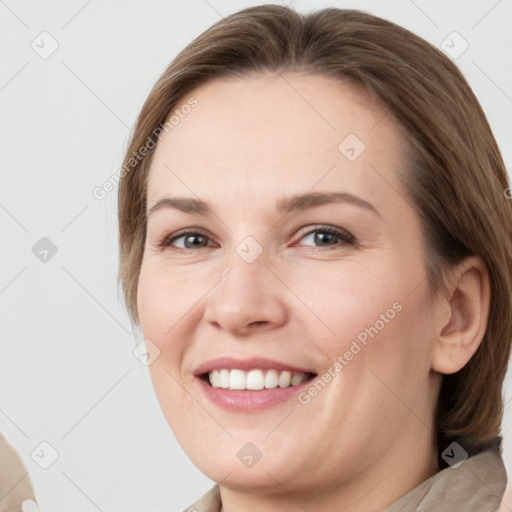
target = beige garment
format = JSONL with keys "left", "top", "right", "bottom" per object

{"left": 0, "top": 433, "right": 37, "bottom": 512}
{"left": 184, "top": 444, "right": 507, "bottom": 512}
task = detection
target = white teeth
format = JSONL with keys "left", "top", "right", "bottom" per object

{"left": 207, "top": 368, "right": 310, "bottom": 390}
{"left": 264, "top": 369, "right": 278, "bottom": 389}
{"left": 278, "top": 371, "right": 291, "bottom": 388}
{"left": 246, "top": 369, "right": 265, "bottom": 390}
{"left": 219, "top": 369, "right": 230, "bottom": 388}
{"left": 210, "top": 369, "right": 220, "bottom": 388}
{"left": 229, "top": 369, "right": 246, "bottom": 390}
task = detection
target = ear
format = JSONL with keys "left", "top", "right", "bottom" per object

{"left": 431, "top": 256, "right": 491, "bottom": 375}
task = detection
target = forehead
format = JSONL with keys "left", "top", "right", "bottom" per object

{"left": 146, "top": 72, "right": 406, "bottom": 210}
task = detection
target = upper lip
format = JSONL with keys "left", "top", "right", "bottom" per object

{"left": 193, "top": 357, "right": 316, "bottom": 376}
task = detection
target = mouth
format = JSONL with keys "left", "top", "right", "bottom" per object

{"left": 200, "top": 368, "right": 316, "bottom": 390}
{"left": 194, "top": 357, "right": 317, "bottom": 410}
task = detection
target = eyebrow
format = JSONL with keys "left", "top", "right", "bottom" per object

{"left": 147, "top": 191, "right": 380, "bottom": 218}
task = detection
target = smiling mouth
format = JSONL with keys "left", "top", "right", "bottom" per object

{"left": 201, "top": 368, "right": 317, "bottom": 390}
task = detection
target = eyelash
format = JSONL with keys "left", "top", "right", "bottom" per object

{"left": 157, "top": 225, "right": 356, "bottom": 251}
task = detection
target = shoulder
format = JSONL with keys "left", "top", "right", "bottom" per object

{"left": 182, "top": 485, "right": 221, "bottom": 512}
{"left": 386, "top": 439, "right": 507, "bottom": 512}
{"left": 0, "top": 432, "right": 37, "bottom": 512}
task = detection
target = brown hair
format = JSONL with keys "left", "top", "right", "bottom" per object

{"left": 118, "top": 5, "right": 512, "bottom": 459}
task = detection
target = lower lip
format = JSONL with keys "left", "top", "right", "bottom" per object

{"left": 196, "top": 376, "right": 314, "bottom": 410}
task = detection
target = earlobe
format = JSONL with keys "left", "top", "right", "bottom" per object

{"left": 431, "top": 256, "right": 491, "bottom": 375}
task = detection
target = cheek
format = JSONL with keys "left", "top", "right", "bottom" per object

{"left": 136, "top": 259, "right": 222, "bottom": 396}
{"left": 137, "top": 263, "right": 192, "bottom": 375}
{"left": 137, "top": 261, "right": 202, "bottom": 335}
{"left": 137, "top": 263, "right": 204, "bottom": 425}
{"left": 288, "top": 256, "right": 433, "bottom": 381}
{"left": 281, "top": 259, "right": 403, "bottom": 340}
{"left": 302, "top": 284, "right": 434, "bottom": 448}
{"left": 137, "top": 268, "right": 166, "bottom": 340}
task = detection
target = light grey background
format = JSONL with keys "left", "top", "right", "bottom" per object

{"left": 1, "top": 0, "right": 511, "bottom": 510}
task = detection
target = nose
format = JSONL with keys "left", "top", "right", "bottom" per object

{"left": 203, "top": 252, "right": 288, "bottom": 337}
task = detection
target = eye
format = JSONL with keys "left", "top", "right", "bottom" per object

{"left": 295, "top": 225, "right": 355, "bottom": 248}
{"left": 158, "top": 229, "right": 216, "bottom": 250}
{"left": 157, "top": 225, "right": 355, "bottom": 251}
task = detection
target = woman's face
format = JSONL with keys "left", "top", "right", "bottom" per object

{"left": 138, "top": 73, "right": 441, "bottom": 500}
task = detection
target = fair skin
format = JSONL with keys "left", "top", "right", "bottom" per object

{"left": 137, "top": 73, "right": 489, "bottom": 511}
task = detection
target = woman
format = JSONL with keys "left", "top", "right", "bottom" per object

{"left": 117, "top": 5, "right": 512, "bottom": 511}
